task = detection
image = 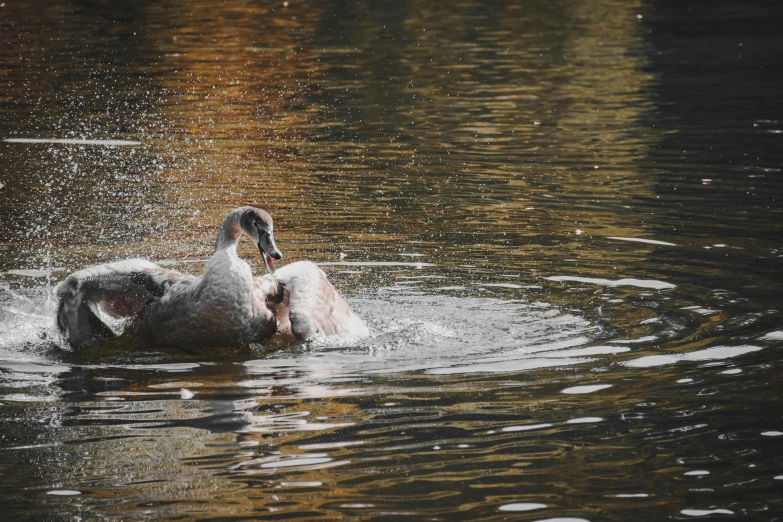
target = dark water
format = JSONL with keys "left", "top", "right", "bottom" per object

{"left": 1, "top": 0, "right": 783, "bottom": 519}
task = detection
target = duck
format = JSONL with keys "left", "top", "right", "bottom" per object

{"left": 55, "top": 206, "right": 369, "bottom": 349}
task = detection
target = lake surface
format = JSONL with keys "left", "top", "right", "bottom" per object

{"left": 2, "top": 0, "right": 783, "bottom": 519}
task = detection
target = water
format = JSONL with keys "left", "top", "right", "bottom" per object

{"left": 2, "top": 0, "right": 783, "bottom": 519}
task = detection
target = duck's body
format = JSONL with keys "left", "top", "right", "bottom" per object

{"left": 143, "top": 241, "right": 276, "bottom": 347}
{"left": 55, "top": 207, "right": 368, "bottom": 349}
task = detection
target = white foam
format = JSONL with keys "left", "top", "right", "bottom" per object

{"left": 761, "top": 331, "right": 783, "bottom": 340}
{"left": 0, "top": 362, "right": 70, "bottom": 374}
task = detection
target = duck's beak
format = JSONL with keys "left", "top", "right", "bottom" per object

{"left": 257, "top": 232, "right": 282, "bottom": 275}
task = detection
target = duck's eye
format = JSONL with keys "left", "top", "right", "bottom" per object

{"left": 255, "top": 222, "right": 269, "bottom": 236}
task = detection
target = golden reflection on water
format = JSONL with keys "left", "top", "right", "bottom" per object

{"left": 4, "top": 0, "right": 783, "bottom": 520}
{"left": 0, "top": 0, "right": 664, "bottom": 273}
{"left": 0, "top": 4, "right": 666, "bottom": 515}
{"left": 140, "top": 0, "right": 662, "bottom": 281}
{"left": 35, "top": 362, "right": 733, "bottom": 519}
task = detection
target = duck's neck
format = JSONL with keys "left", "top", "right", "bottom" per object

{"left": 214, "top": 207, "right": 247, "bottom": 251}
{"left": 201, "top": 209, "right": 254, "bottom": 300}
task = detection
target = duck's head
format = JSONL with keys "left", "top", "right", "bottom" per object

{"left": 239, "top": 207, "right": 283, "bottom": 275}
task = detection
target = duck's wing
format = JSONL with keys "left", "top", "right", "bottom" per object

{"left": 270, "top": 261, "right": 369, "bottom": 340}
{"left": 55, "top": 258, "right": 197, "bottom": 349}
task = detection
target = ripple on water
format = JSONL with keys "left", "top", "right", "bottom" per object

{"left": 0, "top": 285, "right": 616, "bottom": 381}
{"left": 259, "top": 457, "right": 333, "bottom": 469}
{"left": 0, "top": 1, "right": 782, "bottom": 519}
{"left": 540, "top": 346, "right": 629, "bottom": 358}
{"left": 567, "top": 417, "right": 604, "bottom": 424}
{"left": 606, "top": 236, "right": 677, "bottom": 246}
{"left": 298, "top": 441, "right": 365, "bottom": 450}
{"left": 625, "top": 345, "right": 763, "bottom": 368}
{"left": 530, "top": 518, "right": 590, "bottom": 522}
{"left": 502, "top": 423, "right": 553, "bottom": 432}
{"left": 681, "top": 509, "right": 734, "bottom": 516}
{"left": 116, "top": 363, "right": 201, "bottom": 372}
{"left": 242, "top": 293, "right": 602, "bottom": 379}
{"left": 561, "top": 384, "right": 613, "bottom": 394}
{"left": 498, "top": 503, "right": 547, "bottom": 511}
{"left": 547, "top": 275, "right": 676, "bottom": 290}
{"left": 607, "top": 335, "right": 658, "bottom": 344}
